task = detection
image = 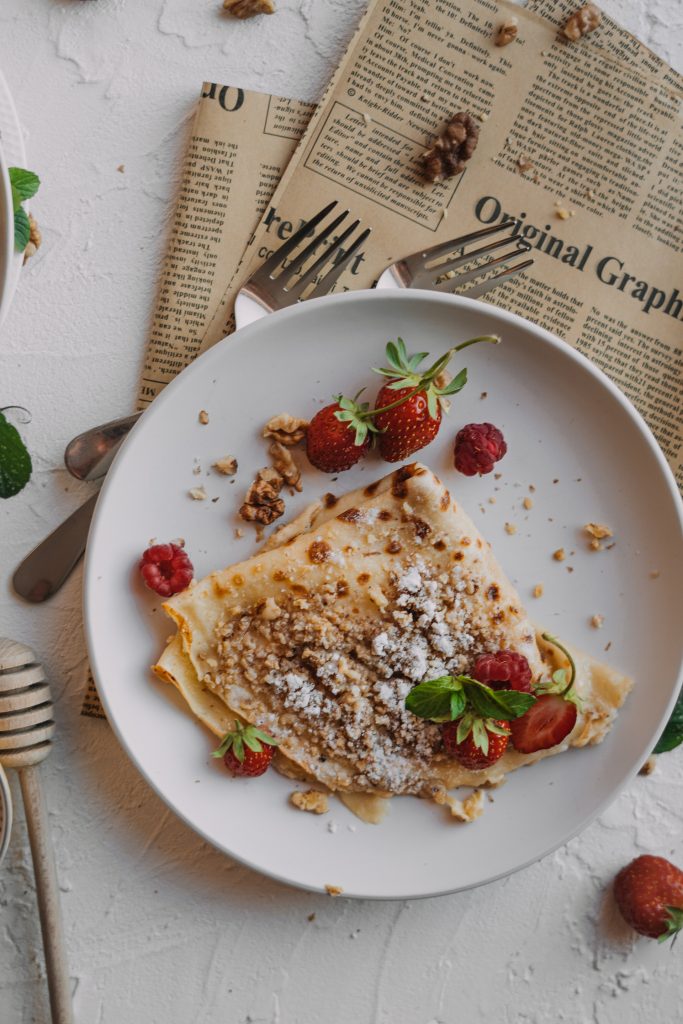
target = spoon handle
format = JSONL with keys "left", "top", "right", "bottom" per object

{"left": 19, "top": 765, "right": 73, "bottom": 1023}
{"left": 12, "top": 493, "right": 99, "bottom": 603}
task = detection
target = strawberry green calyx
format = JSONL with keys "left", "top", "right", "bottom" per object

{"left": 373, "top": 335, "right": 500, "bottom": 420}
{"left": 536, "top": 633, "right": 582, "bottom": 708}
{"left": 211, "top": 721, "right": 279, "bottom": 763}
{"left": 333, "top": 390, "right": 381, "bottom": 446}
{"left": 658, "top": 907, "right": 683, "bottom": 944}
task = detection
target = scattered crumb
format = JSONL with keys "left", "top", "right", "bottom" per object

{"left": 529, "top": 484, "right": 536, "bottom": 492}
{"left": 555, "top": 206, "right": 571, "bottom": 220}
{"left": 327, "top": 820, "right": 338, "bottom": 834}
{"left": 590, "top": 614, "right": 604, "bottom": 629}
{"left": 198, "top": 409, "right": 209, "bottom": 425}
{"left": 604, "top": 640, "right": 612, "bottom": 651}
{"left": 325, "top": 885, "right": 344, "bottom": 897}
{"left": 516, "top": 155, "right": 534, "bottom": 175}
{"left": 116, "top": 164, "right": 125, "bottom": 173}
{"left": 566, "top": 565, "right": 574, "bottom": 573}
{"left": 486, "top": 792, "right": 495, "bottom": 803}
{"left": 553, "top": 478, "right": 559, "bottom": 484}
{"left": 213, "top": 455, "right": 238, "bottom": 476}
{"left": 440, "top": 206, "right": 449, "bottom": 222}
{"left": 437, "top": 789, "right": 485, "bottom": 823}
{"left": 505, "top": 522, "right": 517, "bottom": 535}
{"left": 585, "top": 187, "right": 595, "bottom": 200}
{"left": 189, "top": 487, "right": 207, "bottom": 501}
{"left": 589, "top": 538, "right": 602, "bottom": 551}
{"left": 307, "top": 912, "right": 316, "bottom": 922}
{"left": 639, "top": 756, "right": 657, "bottom": 776}
{"left": 585, "top": 522, "right": 613, "bottom": 541}
{"left": 347, "top": 824, "right": 357, "bottom": 833}
{"left": 650, "top": 570, "right": 660, "bottom": 579}
{"left": 234, "top": 528, "right": 244, "bottom": 539}
{"left": 290, "top": 790, "right": 329, "bottom": 815}
{"left": 523, "top": 497, "right": 533, "bottom": 510}
{"left": 363, "top": 112, "right": 372, "bottom": 125}
{"left": 192, "top": 465, "right": 202, "bottom": 475}
{"left": 488, "top": 496, "right": 496, "bottom": 505}
{"left": 533, "top": 583, "right": 544, "bottom": 598}
{"left": 480, "top": 391, "right": 488, "bottom": 399}
{"left": 553, "top": 547, "right": 566, "bottom": 561}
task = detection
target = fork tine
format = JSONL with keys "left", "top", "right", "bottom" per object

{"left": 427, "top": 233, "right": 524, "bottom": 280}
{"left": 255, "top": 200, "right": 339, "bottom": 279}
{"left": 285, "top": 209, "right": 351, "bottom": 280}
{"left": 462, "top": 258, "right": 534, "bottom": 299}
{"left": 306, "top": 227, "right": 372, "bottom": 300}
{"left": 414, "top": 221, "right": 519, "bottom": 267}
{"left": 286, "top": 219, "right": 361, "bottom": 299}
{"left": 431, "top": 245, "right": 527, "bottom": 293}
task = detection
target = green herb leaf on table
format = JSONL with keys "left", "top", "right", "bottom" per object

{"left": 13, "top": 206, "right": 30, "bottom": 252}
{"left": 653, "top": 691, "right": 683, "bottom": 754}
{"left": 0, "top": 410, "right": 32, "bottom": 499}
{"left": 8, "top": 167, "right": 40, "bottom": 254}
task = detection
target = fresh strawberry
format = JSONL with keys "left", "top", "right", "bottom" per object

{"left": 509, "top": 693, "right": 577, "bottom": 752}
{"left": 510, "top": 633, "right": 580, "bottom": 753}
{"left": 375, "top": 383, "right": 442, "bottom": 462}
{"left": 614, "top": 855, "right": 683, "bottom": 942}
{"left": 211, "top": 722, "right": 279, "bottom": 778}
{"left": 372, "top": 336, "right": 498, "bottom": 463}
{"left": 306, "top": 395, "right": 373, "bottom": 473}
{"left": 442, "top": 716, "right": 509, "bottom": 770}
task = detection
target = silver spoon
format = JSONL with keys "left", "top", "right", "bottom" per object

{"left": 63, "top": 411, "right": 141, "bottom": 482}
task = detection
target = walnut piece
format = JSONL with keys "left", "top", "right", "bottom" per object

{"left": 563, "top": 3, "right": 601, "bottom": 40}
{"left": 435, "top": 788, "right": 485, "bottom": 823}
{"left": 584, "top": 522, "right": 613, "bottom": 540}
{"left": 198, "top": 409, "right": 209, "bottom": 425}
{"left": 223, "top": 0, "right": 275, "bottom": 18}
{"left": 553, "top": 547, "right": 566, "bottom": 561}
{"left": 213, "top": 456, "right": 238, "bottom": 476}
{"left": 269, "top": 441, "right": 302, "bottom": 491}
{"left": 533, "top": 583, "right": 544, "bottom": 598}
{"left": 239, "top": 466, "right": 285, "bottom": 525}
{"left": 290, "top": 790, "right": 329, "bottom": 815}
{"left": 263, "top": 413, "right": 309, "bottom": 446}
{"left": 590, "top": 614, "right": 604, "bottom": 629}
{"left": 639, "top": 756, "right": 657, "bottom": 776}
{"left": 504, "top": 522, "right": 517, "bottom": 535}
{"left": 325, "top": 884, "right": 344, "bottom": 897}
{"left": 495, "top": 17, "right": 518, "bottom": 46}
{"left": 422, "top": 112, "right": 479, "bottom": 183}
{"left": 23, "top": 213, "right": 42, "bottom": 263}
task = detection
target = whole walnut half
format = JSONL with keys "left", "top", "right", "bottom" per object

{"left": 422, "top": 113, "right": 479, "bottom": 184}
{"left": 223, "top": 0, "right": 275, "bottom": 18}
{"left": 563, "top": 3, "right": 601, "bottom": 40}
{"left": 495, "top": 17, "right": 518, "bottom": 46}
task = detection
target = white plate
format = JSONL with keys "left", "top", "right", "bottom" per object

{"left": 84, "top": 291, "right": 683, "bottom": 900}
{"left": 0, "top": 69, "right": 27, "bottom": 330}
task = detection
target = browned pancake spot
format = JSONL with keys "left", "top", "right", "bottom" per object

{"left": 231, "top": 574, "right": 245, "bottom": 587}
{"left": 453, "top": 550, "right": 464, "bottom": 561}
{"left": 492, "top": 610, "right": 505, "bottom": 624}
{"left": 364, "top": 480, "right": 380, "bottom": 496}
{"left": 357, "top": 573, "right": 370, "bottom": 585}
{"left": 378, "top": 509, "right": 392, "bottom": 521}
{"left": 412, "top": 517, "right": 431, "bottom": 539}
{"left": 272, "top": 569, "right": 286, "bottom": 582}
{"left": 336, "top": 580, "right": 349, "bottom": 596}
{"left": 308, "top": 540, "right": 331, "bottom": 563}
{"left": 487, "top": 584, "right": 500, "bottom": 601}
{"left": 440, "top": 489, "right": 451, "bottom": 511}
{"left": 460, "top": 536, "right": 472, "bottom": 547}
{"left": 433, "top": 539, "right": 446, "bottom": 551}
{"left": 338, "top": 507, "right": 362, "bottom": 523}
{"left": 386, "top": 539, "right": 402, "bottom": 554}
{"left": 323, "top": 492, "right": 338, "bottom": 508}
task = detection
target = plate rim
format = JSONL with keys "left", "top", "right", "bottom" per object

{"left": 84, "top": 288, "right": 683, "bottom": 900}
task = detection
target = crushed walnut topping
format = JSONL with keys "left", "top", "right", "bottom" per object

{"left": 269, "top": 441, "right": 302, "bottom": 491}
{"left": 495, "top": 17, "right": 518, "bottom": 46}
{"left": 290, "top": 790, "right": 329, "bottom": 815}
{"left": 213, "top": 455, "right": 238, "bottom": 476}
{"left": 263, "top": 413, "right": 309, "bottom": 447}
{"left": 563, "top": 3, "right": 601, "bottom": 40}
{"left": 553, "top": 548, "right": 566, "bottom": 561}
{"left": 23, "top": 213, "right": 42, "bottom": 263}
{"left": 223, "top": 0, "right": 275, "bottom": 17}
{"left": 240, "top": 466, "right": 285, "bottom": 525}
{"left": 198, "top": 409, "right": 209, "bottom": 425}
{"left": 421, "top": 112, "right": 479, "bottom": 183}
{"left": 203, "top": 557, "right": 522, "bottom": 795}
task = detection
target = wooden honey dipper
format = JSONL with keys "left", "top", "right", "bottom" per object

{"left": 0, "top": 638, "right": 73, "bottom": 1023}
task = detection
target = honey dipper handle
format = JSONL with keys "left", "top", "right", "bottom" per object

{"left": 19, "top": 765, "right": 73, "bottom": 1024}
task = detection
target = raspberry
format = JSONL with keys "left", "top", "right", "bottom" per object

{"left": 139, "top": 542, "right": 194, "bottom": 597}
{"left": 454, "top": 422, "right": 507, "bottom": 476}
{"left": 472, "top": 650, "right": 532, "bottom": 692}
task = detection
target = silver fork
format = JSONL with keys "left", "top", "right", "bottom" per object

{"left": 14, "top": 204, "right": 533, "bottom": 601}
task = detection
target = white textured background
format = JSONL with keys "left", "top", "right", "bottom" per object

{"left": 1, "top": 1, "right": 682, "bottom": 1021}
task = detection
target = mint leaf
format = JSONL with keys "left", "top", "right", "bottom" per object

{"left": 463, "top": 678, "right": 535, "bottom": 720}
{"left": 9, "top": 167, "right": 40, "bottom": 205}
{"left": 0, "top": 411, "right": 32, "bottom": 498}
{"left": 653, "top": 692, "right": 683, "bottom": 754}
{"left": 450, "top": 689, "right": 466, "bottom": 720}
{"left": 438, "top": 367, "right": 468, "bottom": 395}
{"left": 13, "top": 207, "right": 30, "bottom": 252}
{"left": 405, "top": 676, "right": 463, "bottom": 721}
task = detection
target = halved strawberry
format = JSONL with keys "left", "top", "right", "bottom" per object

{"left": 509, "top": 693, "right": 577, "bottom": 753}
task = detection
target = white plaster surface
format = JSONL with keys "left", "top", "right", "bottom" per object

{"left": 0, "top": 1, "right": 682, "bottom": 1021}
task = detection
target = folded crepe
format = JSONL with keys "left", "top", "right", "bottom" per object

{"left": 154, "top": 463, "right": 632, "bottom": 804}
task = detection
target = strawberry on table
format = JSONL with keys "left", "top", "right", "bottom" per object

{"left": 614, "top": 855, "right": 683, "bottom": 942}
{"left": 212, "top": 721, "right": 279, "bottom": 778}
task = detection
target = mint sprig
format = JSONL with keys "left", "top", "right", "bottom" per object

{"left": 653, "top": 691, "right": 683, "bottom": 755}
{"left": 8, "top": 167, "right": 40, "bottom": 253}
{"left": 406, "top": 674, "right": 535, "bottom": 723}
{"left": 211, "top": 721, "right": 279, "bottom": 763}
{"left": 0, "top": 409, "right": 32, "bottom": 499}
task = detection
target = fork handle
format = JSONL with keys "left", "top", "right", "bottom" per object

{"left": 19, "top": 765, "right": 73, "bottom": 1023}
